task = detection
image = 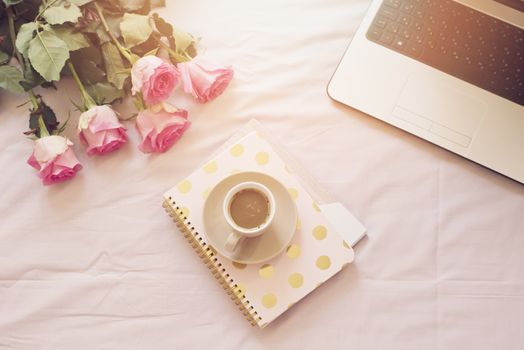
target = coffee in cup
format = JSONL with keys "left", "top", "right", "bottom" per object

{"left": 229, "top": 188, "right": 270, "bottom": 229}
{"left": 223, "top": 182, "right": 276, "bottom": 252}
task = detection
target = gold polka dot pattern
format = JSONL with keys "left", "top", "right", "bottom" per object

{"left": 288, "top": 273, "right": 304, "bottom": 288}
{"left": 255, "top": 152, "right": 269, "bottom": 165}
{"left": 203, "top": 161, "right": 217, "bottom": 173}
{"left": 177, "top": 180, "right": 191, "bottom": 194}
{"left": 286, "top": 244, "right": 300, "bottom": 258}
{"left": 259, "top": 264, "right": 274, "bottom": 278}
{"left": 262, "top": 293, "right": 277, "bottom": 308}
{"left": 230, "top": 144, "right": 244, "bottom": 156}
{"left": 316, "top": 256, "right": 331, "bottom": 270}
{"left": 312, "top": 225, "right": 327, "bottom": 240}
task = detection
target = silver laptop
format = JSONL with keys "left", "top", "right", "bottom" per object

{"left": 328, "top": 0, "right": 524, "bottom": 184}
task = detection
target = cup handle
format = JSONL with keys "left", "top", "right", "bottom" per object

{"left": 225, "top": 231, "right": 244, "bottom": 252}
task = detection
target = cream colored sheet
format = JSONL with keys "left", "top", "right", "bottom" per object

{"left": 1, "top": 0, "right": 523, "bottom": 349}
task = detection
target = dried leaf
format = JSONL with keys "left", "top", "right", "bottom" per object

{"left": 29, "top": 100, "right": 59, "bottom": 137}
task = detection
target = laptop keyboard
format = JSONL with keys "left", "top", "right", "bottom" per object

{"left": 366, "top": 0, "right": 524, "bottom": 106}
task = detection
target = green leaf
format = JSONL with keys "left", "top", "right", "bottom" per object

{"left": 152, "top": 13, "right": 195, "bottom": 54}
{"left": 151, "top": 0, "right": 165, "bottom": 8}
{"left": 118, "top": 0, "right": 147, "bottom": 12}
{"left": 19, "top": 54, "right": 45, "bottom": 91}
{"left": 120, "top": 13, "right": 152, "bottom": 47}
{"left": 15, "top": 22, "right": 37, "bottom": 56}
{"left": 101, "top": 41, "right": 128, "bottom": 89}
{"left": 69, "top": 58, "right": 105, "bottom": 84}
{"left": 106, "top": 16, "right": 123, "bottom": 38}
{"left": 94, "top": 25, "right": 111, "bottom": 44}
{"left": 0, "top": 65, "right": 24, "bottom": 93}
{"left": 86, "top": 81, "right": 124, "bottom": 104}
{"left": 172, "top": 25, "right": 195, "bottom": 53}
{"left": 71, "top": 45, "right": 102, "bottom": 65}
{"left": 2, "top": 0, "right": 24, "bottom": 7}
{"left": 96, "top": 0, "right": 123, "bottom": 15}
{"left": 47, "top": 25, "right": 90, "bottom": 51}
{"left": 28, "top": 30, "right": 69, "bottom": 81}
{"left": 118, "top": 0, "right": 151, "bottom": 14}
{"left": 0, "top": 50, "right": 8, "bottom": 65}
{"left": 41, "top": 103, "right": 59, "bottom": 134}
{"left": 0, "top": 16, "right": 14, "bottom": 54}
{"left": 93, "top": 15, "right": 122, "bottom": 43}
{"left": 29, "top": 100, "right": 59, "bottom": 137}
{"left": 42, "top": 1, "right": 82, "bottom": 25}
{"left": 29, "top": 111, "right": 40, "bottom": 136}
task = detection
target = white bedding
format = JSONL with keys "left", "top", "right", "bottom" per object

{"left": 1, "top": 0, "right": 523, "bottom": 349}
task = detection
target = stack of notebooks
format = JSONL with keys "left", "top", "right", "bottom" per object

{"left": 162, "top": 120, "right": 366, "bottom": 328}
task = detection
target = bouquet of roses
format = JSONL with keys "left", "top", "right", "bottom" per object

{"left": 0, "top": 0, "right": 233, "bottom": 185}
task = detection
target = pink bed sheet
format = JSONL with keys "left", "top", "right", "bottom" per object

{"left": 1, "top": 1, "right": 523, "bottom": 349}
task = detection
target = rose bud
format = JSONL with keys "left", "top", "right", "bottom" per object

{"left": 131, "top": 55, "right": 180, "bottom": 106}
{"left": 27, "top": 135, "right": 82, "bottom": 186}
{"left": 178, "top": 56, "right": 234, "bottom": 103}
{"left": 135, "top": 102, "right": 190, "bottom": 153}
{"left": 78, "top": 105, "right": 128, "bottom": 156}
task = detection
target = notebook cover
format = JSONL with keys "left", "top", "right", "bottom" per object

{"left": 163, "top": 130, "right": 355, "bottom": 328}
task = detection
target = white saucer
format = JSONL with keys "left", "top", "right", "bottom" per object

{"left": 203, "top": 171, "right": 298, "bottom": 264}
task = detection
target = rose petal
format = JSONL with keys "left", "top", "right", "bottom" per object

{"left": 178, "top": 57, "right": 233, "bottom": 103}
{"left": 131, "top": 56, "right": 165, "bottom": 95}
{"left": 78, "top": 105, "right": 127, "bottom": 156}
{"left": 27, "top": 135, "right": 82, "bottom": 185}
{"left": 136, "top": 104, "right": 190, "bottom": 153}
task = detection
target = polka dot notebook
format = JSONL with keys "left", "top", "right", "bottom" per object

{"left": 163, "top": 128, "right": 358, "bottom": 328}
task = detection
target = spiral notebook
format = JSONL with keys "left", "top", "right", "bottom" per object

{"left": 162, "top": 121, "right": 366, "bottom": 328}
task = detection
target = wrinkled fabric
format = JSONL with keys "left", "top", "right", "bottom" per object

{"left": 1, "top": 0, "right": 523, "bottom": 349}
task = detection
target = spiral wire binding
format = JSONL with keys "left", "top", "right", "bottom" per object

{"left": 163, "top": 198, "right": 263, "bottom": 327}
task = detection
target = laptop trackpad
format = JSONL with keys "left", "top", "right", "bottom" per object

{"left": 393, "top": 73, "right": 486, "bottom": 147}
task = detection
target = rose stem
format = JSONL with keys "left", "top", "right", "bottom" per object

{"left": 94, "top": 2, "right": 136, "bottom": 64}
{"left": 153, "top": 35, "right": 191, "bottom": 63}
{"left": 67, "top": 61, "right": 97, "bottom": 110}
{"left": 37, "top": 114, "right": 50, "bottom": 138}
{"left": 6, "top": 6, "right": 39, "bottom": 110}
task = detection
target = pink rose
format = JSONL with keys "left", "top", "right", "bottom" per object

{"left": 78, "top": 105, "right": 128, "bottom": 156}
{"left": 135, "top": 102, "right": 191, "bottom": 153}
{"left": 131, "top": 55, "right": 180, "bottom": 105}
{"left": 178, "top": 57, "right": 234, "bottom": 103}
{"left": 27, "top": 135, "right": 82, "bottom": 186}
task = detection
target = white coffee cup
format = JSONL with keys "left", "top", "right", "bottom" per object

{"left": 223, "top": 181, "right": 276, "bottom": 252}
